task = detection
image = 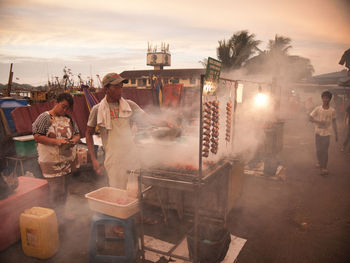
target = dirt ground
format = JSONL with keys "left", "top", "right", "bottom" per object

{"left": 1, "top": 111, "right": 350, "bottom": 263}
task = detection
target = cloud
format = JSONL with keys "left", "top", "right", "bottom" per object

{"left": 0, "top": 0, "right": 349, "bottom": 84}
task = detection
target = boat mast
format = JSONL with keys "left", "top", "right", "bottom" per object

{"left": 3, "top": 63, "right": 13, "bottom": 97}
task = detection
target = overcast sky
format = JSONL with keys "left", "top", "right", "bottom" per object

{"left": 0, "top": 0, "right": 349, "bottom": 86}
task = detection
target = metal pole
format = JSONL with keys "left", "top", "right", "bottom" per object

{"left": 193, "top": 75, "right": 205, "bottom": 263}
{"left": 231, "top": 81, "right": 238, "bottom": 155}
{"left": 138, "top": 170, "right": 146, "bottom": 262}
{"left": 4, "top": 63, "right": 13, "bottom": 97}
{"left": 199, "top": 75, "right": 204, "bottom": 179}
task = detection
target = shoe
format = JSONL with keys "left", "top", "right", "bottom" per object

{"left": 320, "top": 169, "right": 328, "bottom": 175}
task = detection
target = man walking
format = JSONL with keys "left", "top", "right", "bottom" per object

{"left": 309, "top": 91, "right": 338, "bottom": 175}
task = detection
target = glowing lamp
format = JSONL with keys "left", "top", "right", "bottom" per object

{"left": 255, "top": 93, "right": 268, "bottom": 106}
{"left": 255, "top": 85, "right": 268, "bottom": 107}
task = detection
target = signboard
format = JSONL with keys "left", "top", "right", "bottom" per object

{"left": 203, "top": 57, "right": 222, "bottom": 96}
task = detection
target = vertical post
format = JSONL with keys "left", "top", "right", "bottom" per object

{"left": 138, "top": 170, "right": 145, "bottom": 262}
{"left": 199, "top": 75, "right": 204, "bottom": 179}
{"left": 4, "top": 63, "right": 13, "bottom": 97}
{"left": 231, "top": 81, "right": 238, "bottom": 155}
{"left": 193, "top": 183, "right": 200, "bottom": 263}
{"left": 193, "top": 75, "right": 205, "bottom": 263}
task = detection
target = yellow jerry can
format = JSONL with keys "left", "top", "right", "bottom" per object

{"left": 20, "top": 207, "right": 59, "bottom": 259}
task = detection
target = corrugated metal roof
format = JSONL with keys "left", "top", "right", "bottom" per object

{"left": 120, "top": 68, "right": 205, "bottom": 79}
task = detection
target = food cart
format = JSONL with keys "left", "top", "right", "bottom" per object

{"left": 137, "top": 68, "right": 244, "bottom": 262}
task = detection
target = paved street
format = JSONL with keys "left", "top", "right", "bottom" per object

{"left": 228, "top": 113, "right": 350, "bottom": 263}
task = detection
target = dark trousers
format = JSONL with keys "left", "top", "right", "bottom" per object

{"left": 46, "top": 174, "right": 71, "bottom": 220}
{"left": 343, "top": 126, "right": 350, "bottom": 149}
{"left": 315, "top": 134, "right": 330, "bottom": 169}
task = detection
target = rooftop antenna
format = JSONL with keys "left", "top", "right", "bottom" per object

{"left": 96, "top": 74, "right": 103, "bottom": 89}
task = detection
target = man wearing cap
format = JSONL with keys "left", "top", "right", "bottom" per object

{"left": 86, "top": 73, "right": 173, "bottom": 190}
{"left": 85, "top": 73, "right": 145, "bottom": 188}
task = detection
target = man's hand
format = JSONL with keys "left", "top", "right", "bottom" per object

{"left": 69, "top": 137, "right": 80, "bottom": 145}
{"left": 92, "top": 159, "right": 105, "bottom": 175}
{"left": 56, "top": 138, "right": 69, "bottom": 146}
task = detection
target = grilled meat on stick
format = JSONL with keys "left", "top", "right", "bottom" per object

{"left": 204, "top": 124, "right": 210, "bottom": 130}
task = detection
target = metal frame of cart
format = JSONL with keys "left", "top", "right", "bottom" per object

{"left": 137, "top": 75, "right": 239, "bottom": 263}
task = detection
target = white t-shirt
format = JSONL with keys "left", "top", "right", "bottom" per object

{"left": 87, "top": 98, "right": 144, "bottom": 147}
{"left": 310, "top": 105, "right": 336, "bottom": 136}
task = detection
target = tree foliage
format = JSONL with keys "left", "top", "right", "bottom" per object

{"left": 217, "top": 30, "right": 261, "bottom": 70}
{"left": 243, "top": 34, "right": 314, "bottom": 80}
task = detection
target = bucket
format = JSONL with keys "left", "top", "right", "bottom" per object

{"left": 187, "top": 224, "right": 231, "bottom": 263}
{"left": 20, "top": 207, "right": 59, "bottom": 259}
{"left": 13, "top": 135, "right": 37, "bottom": 156}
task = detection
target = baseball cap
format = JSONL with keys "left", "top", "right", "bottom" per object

{"left": 102, "top": 73, "right": 128, "bottom": 87}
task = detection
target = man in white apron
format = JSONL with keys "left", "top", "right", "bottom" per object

{"left": 86, "top": 73, "right": 145, "bottom": 189}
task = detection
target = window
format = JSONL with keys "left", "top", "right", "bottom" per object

{"left": 137, "top": 79, "right": 147, "bottom": 86}
{"left": 190, "top": 78, "right": 196, "bottom": 84}
{"left": 171, "top": 78, "right": 179, "bottom": 84}
{"left": 131, "top": 79, "right": 136, "bottom": 84}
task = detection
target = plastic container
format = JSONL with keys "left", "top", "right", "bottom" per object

{"left": 20, "top": 207, "right": 59, "bottom": 259}
{"left": 77, "top": 146, "right": 88, "bottom": 166}
{"left": 85, "top": 187, "right": 139, "bottom": 219}
{"left": 126, "top": 171, "right": 139, "bottom": 199}
{"left": 13, "top": 135, "right": 37, "bottom": 156}
{"left": 0, "top": 98, "right": 27, "bottom": 133}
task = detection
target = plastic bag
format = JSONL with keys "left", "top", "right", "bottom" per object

{"left": 126, "top": 170, "right": 138, "bottom": 199}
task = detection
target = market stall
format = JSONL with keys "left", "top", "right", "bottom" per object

{"left": 137, "top": 66, "right": 243, "bottom": 262}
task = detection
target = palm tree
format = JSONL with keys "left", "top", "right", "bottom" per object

{"left": 267, "top": 35, "right": 292, "bottom": 55}
{"left": 217, "top": 30, "right": 261, "bottom": 70}
{"left": 217, "top": 39, "right": 232, "bottom": 69}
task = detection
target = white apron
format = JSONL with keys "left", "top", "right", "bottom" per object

{"left": 104, "top": 116, "right": 139, "bottom": 189}
{"left": 37, "top": 113, "right": 77, "bottom": 178}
